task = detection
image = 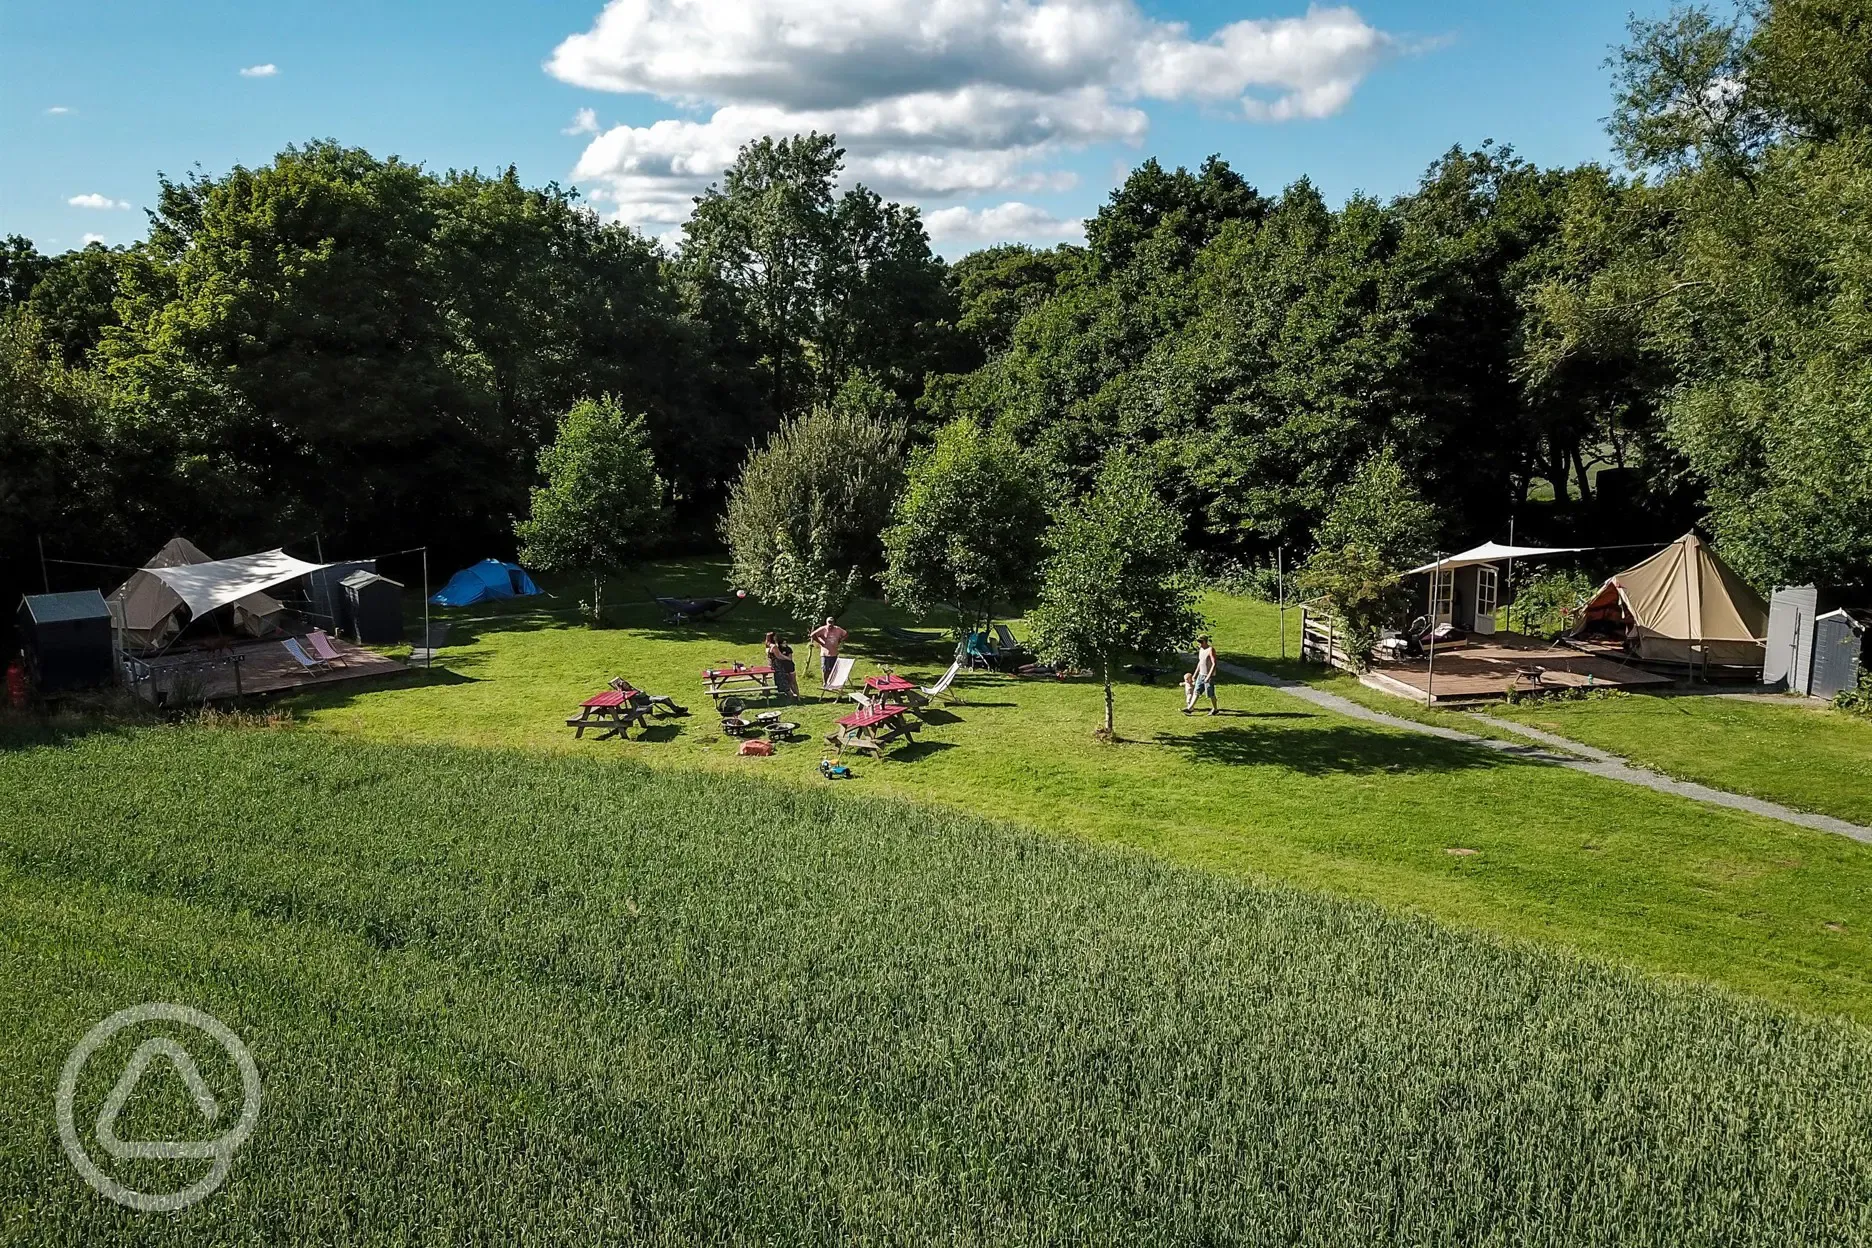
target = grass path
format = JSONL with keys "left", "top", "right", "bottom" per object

{"left": 272, "top": 562, "right": 1872, "bottom": 1022}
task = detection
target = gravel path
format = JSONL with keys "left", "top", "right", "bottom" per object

{"left": 1219, "top": 661, "right": 1872, "bottom": 845}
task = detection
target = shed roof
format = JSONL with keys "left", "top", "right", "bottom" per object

{"left": 21, "top": 590, "right": 111, "bottom": 625}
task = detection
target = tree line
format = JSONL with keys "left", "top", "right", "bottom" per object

{"left": 4, "top": 0, "right": 1868, "bottom": 646}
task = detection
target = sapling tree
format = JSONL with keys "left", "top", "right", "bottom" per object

{"left": 880, "top": 416, "right": 1049, "bottom": 634}
{"left": 1028, "top": 456, "right": 1205, "bottom": 738}
{"left": 515, "top": 395, "right": 665, "bottom": 626}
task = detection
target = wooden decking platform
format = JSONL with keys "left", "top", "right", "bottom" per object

{"left": 1364, "top": 634, "right": 1674, "bottom": 704}
{"left": 129, "top": 637, "right": 406, "bottom": 703}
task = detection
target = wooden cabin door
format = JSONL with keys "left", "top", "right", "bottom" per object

{"left": 1474, "top": 565, "right": 1499, "bottom": 635}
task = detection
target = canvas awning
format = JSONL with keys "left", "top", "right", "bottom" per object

{"left": 1405, "top": 542, "right": 1581, "bottom": 575}
{"left": 143, "top": 550, "right": 328, "bottom": 618}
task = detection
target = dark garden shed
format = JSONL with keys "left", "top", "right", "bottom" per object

{"left": 341, "top": 572, "right": 405, "bottom": 645}
{"left": 16, "top": 590, "right": 114, "bottom": 694}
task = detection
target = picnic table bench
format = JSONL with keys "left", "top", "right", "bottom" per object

{"left": 566, "top": 689, "right": 651, "bottom": 740}
{"left": 825, "top": 703, "right": 919, "bottom": 754}
{"left": 703, "top": 664, "right": 775, "bottom": 699}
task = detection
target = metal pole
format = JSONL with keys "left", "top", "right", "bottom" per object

{"left": 421, "top": 547, "right": 431, "bottom": 669}
{"left": 1277, "top": 547, "right": 1285, "bottom": 661}
{"left": 37, "top": 535, "right": 50, "bottom": 592}
{"left": 1426, "top": 553, "right": 1442, "bottom": 707}
{"left": 315, "top": 532, "right": 325, "bottom": 563}
{"left": 1505, "top": 517, "right": 1515, "bottom": 634}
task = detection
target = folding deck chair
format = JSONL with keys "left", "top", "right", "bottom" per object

{"left": 305, "top": 629, "right": 349, "bottom": 668}
{"left": 918, "top": 659, "right": 963, "bottom": 705}
{"left": 282, "top": 637, "right": 330, "bottom": 672}
{"left": 821, "top": 655, "right": 855, "bottom": 700}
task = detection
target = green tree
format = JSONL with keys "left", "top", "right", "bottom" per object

{"left": 947, "top": 243, "right": 1082, "bottom": 361}
{"left": 720, "top": 398, "right": 905, "bottom": 624}
{"left": 880, "top": 417, "right": 1050, "bottom": 633}
{"left": 1296, "top": 448, "right": 1434, "bottom": 667}
{"left": 0, "top": 235, "right": 49, "bottom": 308}
{"left": 28, "top": 241, "right": 127, "bottom": 364}
{"left": 1028, "top": 457, "right": 1205, "bottom": 737}
{"left": 679, "top": 133, "right": 955, "bottom": 415}
{"left": 515, "top": 396, "right": 666, "bottom": 626}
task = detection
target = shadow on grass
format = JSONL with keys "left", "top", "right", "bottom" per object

{"left": 888, "top": 739, "right": 960, "bottom": 762}
{"left": 279, "top": 663, "right": 482, "bottom": 714}
{"left": 1156, "top": 723, "right": 1510, "bottom": 776}
{"left": 0, "top": 715, "right": 148, "bottom": 753}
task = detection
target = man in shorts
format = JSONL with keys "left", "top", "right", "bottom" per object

{"left": 1188, "top": 636, "right": 1219, "bottom": 715}
{"left": 809, "top": 616, "right": 848, "bottom": 684}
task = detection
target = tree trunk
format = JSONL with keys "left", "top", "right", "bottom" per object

{"left": 1102, "top": 656, "right": 1115, "bottom": 737}
{"left": 591, "top": 572, "right": 603, "bottom": 628}
{"left": 1571, "top": 444, "right": 1594, "bottom": 503}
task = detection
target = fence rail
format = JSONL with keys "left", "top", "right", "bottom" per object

{"left": 1298, "top": 608, "right": 1361, "bottom": 673}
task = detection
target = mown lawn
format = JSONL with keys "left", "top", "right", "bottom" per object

{"left": 278, "top": 561, "right": 1872, "bottom": 1022}
{"left": 1486, "top": 692, "right": 1872, "bottom": 825}
{"left": 3, "top": 727, "right": 1869, "bottom": 1244}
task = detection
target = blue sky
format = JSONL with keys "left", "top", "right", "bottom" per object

{"left": 3, "top": 1, "right": 1670, "bottom": 257}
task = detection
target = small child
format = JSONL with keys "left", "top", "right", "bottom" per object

{"left": 1181, "top": 671, "right": 1198, "bottom": 714}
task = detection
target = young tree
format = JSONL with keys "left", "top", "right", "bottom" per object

{"left": 720, "top": 394, "right": 905, "bottom": 624}
{"left": 1028, "top": 457, "right": 1206, "bottom": 738}
{"left": 880, "top": 417, "right": 1050, "bottom": 632}
{"left": 1296, "top": 447, "right": 1434, "bottom": 666}
{"left": 515, "top": 396, "right": 666, "bottom": 625}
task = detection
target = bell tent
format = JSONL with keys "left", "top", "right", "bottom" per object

{"left": 108, "top": 537, "right": 290, "bottom": 652}
{"left": 1574, "top": 534, "right": 1767, "bottom": 668}
{"left": 430, "top": 560, "right": 541, "bottom": 608}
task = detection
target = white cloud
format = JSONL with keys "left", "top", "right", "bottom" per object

{"left": 68, "top": 193, "right": 130, "bottom": 210}
{"left": 239, "top": 63, "right": 279, "bottom": 77}
{"left": 46, "top": 105, "right": 71, "bottom": 115}
{"left": 563, "top": 107, "right": 600, "bottom": 135}
{"left": 550, "top": 0, "right": 1398, "bottom": 240}
{"left": 81, "top": 233, "right": 107, "bottom": 245}
{"left": 924, "top": 202, "right": 1084, "bottom": 245}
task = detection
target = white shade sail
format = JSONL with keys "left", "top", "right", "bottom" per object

{"left": 1405, "top": 542, "right": 1581, "bottom": 576}
{"left": 143, "top": 550, "right": 328, "bottom": 618}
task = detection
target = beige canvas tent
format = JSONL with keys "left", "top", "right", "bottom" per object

{"left": 1574, "top": 533, "right": 1767, "bottom": 668}
{"left": 107, "top": 537, "right": 286, "bottom": 651}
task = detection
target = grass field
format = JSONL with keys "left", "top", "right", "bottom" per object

{"left": 4, "top": 725, "right": 1870, "bottom": 1245}
{"left": 277, "top": 561, "right": 1872, "bottom": 1022}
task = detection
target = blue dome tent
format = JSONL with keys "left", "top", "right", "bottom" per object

{"left": 430, "top": 559, "right": 542, "bottom": 608}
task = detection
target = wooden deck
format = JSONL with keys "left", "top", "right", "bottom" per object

{"left": 1363, "top": 634, "right": 1674, "bottom": 704}
{"left": 128, "top": 637, "right": 406, "bottom": 703}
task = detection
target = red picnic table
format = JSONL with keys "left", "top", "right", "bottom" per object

{"left": 703, "top": 663, "right": 774, "bottom": 699}
{"left": 862, "top": 673, "right": 920, "bottom": 704}
{"left": 826, "top": 703, "right": 919, "bottom": 754}
{"left": 566, "top": 689, "right": 649, "bottom": 740}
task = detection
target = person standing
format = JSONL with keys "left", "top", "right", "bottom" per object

{"left": 774, "top": 640, "right": 799, "bottom": 700}
{"left": 809, "top": 616, "right": 848, "bottom": 684}
{"left": 1191, "top": 636, "right": 1219, "bottom": 715}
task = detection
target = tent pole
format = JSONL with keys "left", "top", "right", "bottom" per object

{"left": 422, "top": 548, "right": 431, "bottom": 670}
{"left": 37, "top": 535, "right": 50, "bottom": 593}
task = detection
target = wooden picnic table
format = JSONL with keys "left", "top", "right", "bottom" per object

{"left": 702, "top": 664, "right": 774, "bottom": 699}
{"left": 826, "top": 703, "right": 919, "bottom": 754}
{"left": 863, "top": 672, "right": 928, "bottom": 708}
{"left": 566, "top": 689, "right": 649, "bottom": 740}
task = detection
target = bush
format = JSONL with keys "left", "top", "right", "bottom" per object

{"left": 1506, "top": 568, "right": 1595, "bottom": 638}
{"left": 1837, "top": 671, "right": 1872, "bottom": 717}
